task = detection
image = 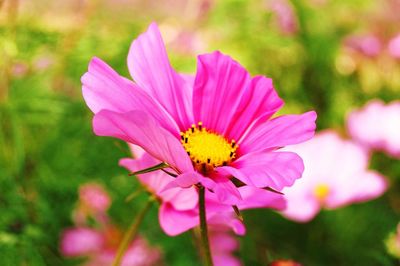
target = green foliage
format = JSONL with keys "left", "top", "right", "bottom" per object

{"left": 0, "top": 0, "right": 399, "bottom": 265}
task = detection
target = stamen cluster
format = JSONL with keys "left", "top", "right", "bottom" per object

{"left": 314, "top": 184, "right": 330, "bottom": 202}
{"left": 181, "top": 122, "right": 238, "bottom": 173}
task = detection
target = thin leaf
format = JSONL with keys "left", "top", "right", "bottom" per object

{"left": 128, "top": 162, "right": 168, "bottom": 176}
{"left": 263, "top": 186, "right": 284, "bottom": 195}
{"left": 161, "top": 168, "right": 178, "bottom": 177}
{"left": 232, "top": 205, "right": 243, "bottom": 222}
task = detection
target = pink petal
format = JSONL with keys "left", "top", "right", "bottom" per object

{"left": 82, "top": 57, "right": 179, "bottom": 135}
{"left": 239, "top": 111, "right": 317, "bottom": 154}
{"left": 162, "top": 172, "right": 242, "bottom": 205}
{"left": 208, "top": 214, "right": 246, "bottom": 236}
{"left": 60, "top": 228, "right": 103, "bottom": 257}
{"left": 93, "top": 110, "right": 193, "bottom": 173}
{"left": 229, "top": 219, "right": 246, "bottom": 236}
{"left": 193, "top": 51, "right": 251, "bottom": 135}
{"left": 281, "top": 195, "right": 321, "bottom": 222}
{"left": 166, "top": 187, "right": 198, "bottom": 211}
{"left": 161, "top": 171, "right": 205, "bottom": 190}
{"left": 159, "top": 203, "right": 199, "bottom": 236}
{"left": 347, "top": 100, "right": 400, "bottom": 158}
{"left": 180, "top": 73, "right": 195, "bottom": 87}
{"left": 210, "top": 233, "right": 239, "bottom": 252}
{"left": 222, "top": 151, "right": 305, "bottom": 190}
{"left": 208, "top": 224, "right": 242, "bottom": 266}
{"left": 211, "top": 176, "right": 242, "bottom": 205}
{"left": 128, "top": 22, "right": 193, "bottom": 130}
{"left": 216, "top": 166, "right": 254, "bottom": 186}
{"left": 326, "top": 171, "right": 388, "bottom": 209}
{"left": 161, "top": 171, "right": 218, "bottom": 193}
{"left": 128, "top": 144, "right": 146, "bottom": 159}
{"left": 237, "top": 186, "right": 286, "bottom": 210}
{"left": 226, "top": 75, "right": 283, "bottom": 141}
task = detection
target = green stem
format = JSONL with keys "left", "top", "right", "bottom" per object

{"left": 199, "top": 185, "right": 213, "bottom": 266}
{"left": 112, "top": 198, "right": 153, "bottom": 266}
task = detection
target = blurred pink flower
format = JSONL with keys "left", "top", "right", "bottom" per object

{"left": 388, "top": 33, "right": 400, "bottom": 59}
{"left": 347, "top": 100, "right": 400, "bottom": 158}
{"left": 11, "top": 62, "right": 29, "bottom": 78}
{"left": 61, "top": 227, "right": 103, "bottom": 257}
{"left": 61, "top": 226, "right": 161, "bottom": 266}
{"left": 60, "top": 184, "right": 161, "bottom": 265}
{"left": 120, "top": 145, "right": 286, "bottom": 236}
{"left": 73, "top": 183, "right": 111, "bottom": 225}
{"left": 82, "top": 22, "right": 316, "bottom": 205}
{"left": 33, "top": 55, "right": 54, "bottom": 71}
{"left": 167, "top": 30, "right": 206, "bottom": 56}
{"left": 266, "top": 0, "right": 298, "bottom": 35}
{"left": 281, "top": 131, "right": 387, "bottom": 222}
{"left": 344, "top": 34, "right": 382, "bottom": 57}
{"left": 79, "top": 183, "right": 111, "bottom": 213}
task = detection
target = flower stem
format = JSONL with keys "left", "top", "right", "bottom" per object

{"left": 112, "top": 197, "right": 154, "bottom": 266}
{"left": 199, "top": 185, "right": 214, "bottom": 266}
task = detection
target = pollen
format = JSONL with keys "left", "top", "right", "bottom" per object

{"left": 314, "top": 184, "right": 330, "bottom": 202}
{"left": 181, "top": 122, "right": 238, "bottom": 173}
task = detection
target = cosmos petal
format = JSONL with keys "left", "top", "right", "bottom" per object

{"left": 128, "top": 22, "right": 193, "bottom": 130}
{"left": 326, "top": 171, "right": 388, "bottom": 209}
{"left": 82, "top": 57, "right": 179, "bottom": 134}
{"left": 193, "top": 51, "right": 251, "bottom": 135}
{"left": 239, "top": 111, "right": 317, "bottom": 154}
{"left": 237, "top": 186, "right": 287, "bottom": 210}
{"left": 281, "top": 196, "right": 321, "bottom": 222}
{"left": 93, "top": 110, "right": 193, "bottom": 173}
{"left": 226, "top": 75, "right": 284, "bottom": 141}
{"left": 221, "top": 151, "right": 304, "bottom": 190}
{"left": 159, "top": 203, "right": 198, "bottom": 236}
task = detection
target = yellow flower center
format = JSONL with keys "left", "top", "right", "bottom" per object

{"left": 180, "top": 122, "right": 238, "bottom": 173}
{"left": 314, "top": 184, "right": 330, "bottom": 202}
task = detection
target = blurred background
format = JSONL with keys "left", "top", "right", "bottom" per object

{"left": 1, "top": 0, "right": 400, "bottom": 265}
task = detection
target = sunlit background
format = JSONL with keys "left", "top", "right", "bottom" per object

{"left": 1, "top": 0, "right": 400, "bottom": 265}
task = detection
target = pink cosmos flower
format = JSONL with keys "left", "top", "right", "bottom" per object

{"left": 281, "top": 131, "right": 387, "bottom": 222}
{"left": 11, "top": 62, "right": 29, "bottom": 78}
{"left": 82, "top": 22, "right": 316, "bottom": 205}
{"left": 79, "top": 183, "right": 111, "bottom": 213}
{"left": 61, "top": 227, "right": 161, "bottom": 266}
{"left": 73, "top": 183, "right": 111, "bottom": 225}
{"left": 61, "top": 227, "right": 104, "bottom": 257}
{"left": 60, "top": 183, "right": 161, "bottom": 266}
{"left": 347, "top": 100, "right": 400, "bottom": 158}
{"left": 265, "top": 0, "right": 298, "bottom": 35}
{"left": 120, "top": 144, "right": 286, "bottom": 236}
